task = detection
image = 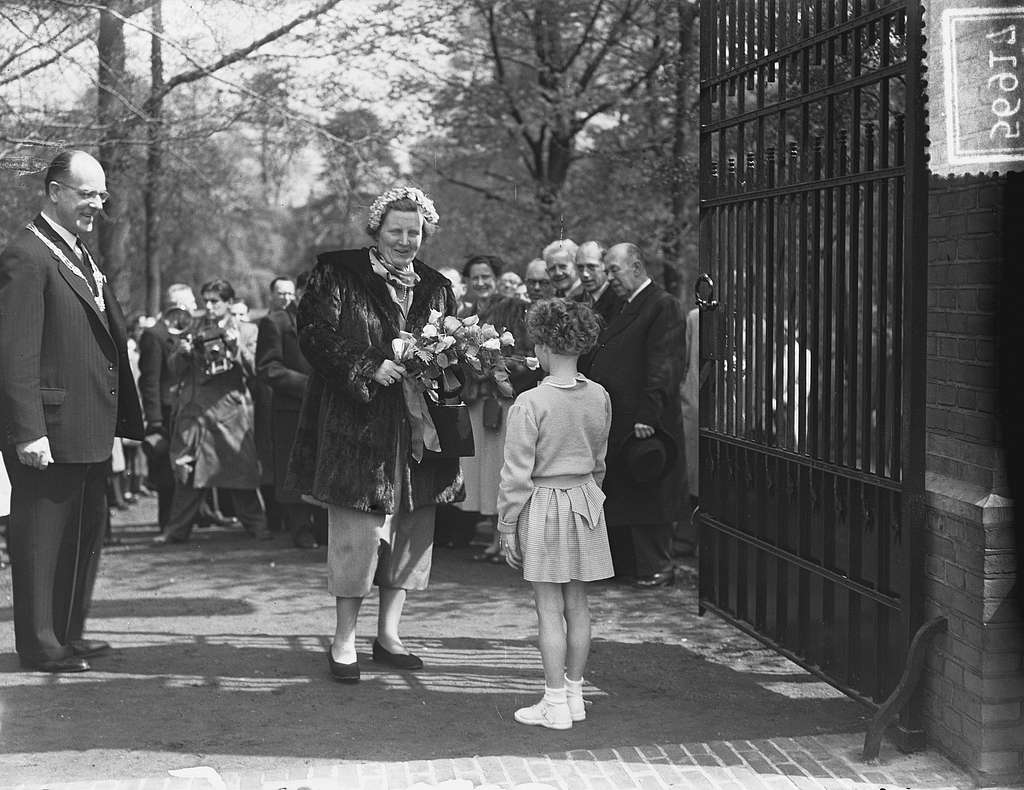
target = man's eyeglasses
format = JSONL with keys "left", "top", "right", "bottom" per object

{"left": 526, "top": 279, "right": 550, "bottom": 286}
{"left": 52, "top": 181, "right": 110, "bottom": 204}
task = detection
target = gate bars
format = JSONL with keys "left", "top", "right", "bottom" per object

{"left": 697, "top": 0, "right": 928, "bottom": 733}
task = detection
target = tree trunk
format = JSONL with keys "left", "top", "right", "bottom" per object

{"left": 145, "top": 0, "right": 164, "bottom": 315}
{"left": 97, "top": 0, "right": 133, "bottom": 303}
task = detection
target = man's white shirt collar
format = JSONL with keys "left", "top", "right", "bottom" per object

{"left": 39, "top": 211, "right": 80, "bottom": 256}
{"left": 591, "top": 281, "right": 609, "bottom": 301}
{"left": 627, "top": 278, "right": 652, "bottom": 303}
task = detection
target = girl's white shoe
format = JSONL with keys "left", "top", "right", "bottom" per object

{"left": 514, "top": 697, "right": 573, "bottom": 730}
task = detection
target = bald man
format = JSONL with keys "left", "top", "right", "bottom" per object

{"left": 580, "top": 243, "right": 684, "bottom": 589}
{"left": 0, "top": 150, "right": 144, "bottom": 671}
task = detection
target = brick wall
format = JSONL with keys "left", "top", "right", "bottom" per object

{"left": 926, "top": 177, "right": 1005, "bottom": 491}
{"left": 922, "top": 173, "right": 1024, "bottom": 786}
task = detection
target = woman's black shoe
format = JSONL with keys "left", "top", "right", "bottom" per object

{"left": 327, "top": 651, "right": 360, "bottom": 683}
{"left": 371, "top": 639, "right": 423, "bottom": 670}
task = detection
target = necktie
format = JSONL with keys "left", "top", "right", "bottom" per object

{"left": 76, "top": 239, "right": 99, "bottom": 298}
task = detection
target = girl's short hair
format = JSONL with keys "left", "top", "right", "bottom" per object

{"left": 526, "top": 298, "right": 602, "bottom": 356}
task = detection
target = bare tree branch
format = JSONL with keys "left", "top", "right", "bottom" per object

{"left": 0, "top": 6, "right": 94, "bottom": 86}
{"left": 560, "top": 0, "right": 608, "bottom": 71}
{"left": 573, "top": 0, "right": 645, "bottom": 96}
{"left": 151, "top": 0, "right": 343, "bottom": 104}
{"left": 573, "top": 51, "right": 668, "bottom": 131}
{"left": 0, "top": 28, "right": 93, "bottom": 86}
{"left": 410, "top": 150, "right": 511, "bottom": 203}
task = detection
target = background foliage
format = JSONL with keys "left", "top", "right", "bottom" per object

{"left": 0, "top": 0, "right": 700, "bottom": 313}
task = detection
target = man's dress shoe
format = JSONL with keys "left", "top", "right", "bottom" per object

{"left": 371, "top": 639, "right": 423, "bottom": 670}
{"left": 327, "top": 651, "right": 360, "bottom": 683}
{"left": 21, "top": 655, "right": 90, "bottom": 673}
{"left": 69, "top": 639, "right": 110, "bottom": 658}
{"left": 632, "top": 569, "right": 676, "bottom": 589}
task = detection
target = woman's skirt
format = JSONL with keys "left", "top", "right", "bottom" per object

{"left": 326, "top": 504, "right": 436, "bottom": 597}
{"left": 517, "top": 480, "right": 614, "bottom": 583}
{"left": 456, "top": 398, "right": 510, "bottom": 515}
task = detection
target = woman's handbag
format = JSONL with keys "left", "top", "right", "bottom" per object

{"left": 426, "top": 401, "right": 476, "bottom": 457}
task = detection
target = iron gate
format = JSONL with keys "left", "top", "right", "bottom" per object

{"left": 696, "top": 0, "right": 928, "bottom": 730}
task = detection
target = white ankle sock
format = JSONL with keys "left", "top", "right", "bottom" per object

{"left": 542, "top": 684, "right": 567, "bottom": 704}
{"left": 564, "top": 674, "right": 586, "bottom": 721}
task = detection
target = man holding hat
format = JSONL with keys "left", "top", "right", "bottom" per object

{"left": 580, "top": 243, "right": 685, "bottom": 588}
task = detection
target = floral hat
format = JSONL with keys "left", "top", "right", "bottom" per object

{"left": 366, "top": 186, "right": 440, "bottom": 235}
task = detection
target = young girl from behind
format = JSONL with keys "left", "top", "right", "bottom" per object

{"left": 496, "top": 298, "right": 614, "bottom": 730}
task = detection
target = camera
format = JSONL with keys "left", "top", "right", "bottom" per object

{"left": 164, "top": 307, "right": 237, "bottom": 376}
{"left": 193, "top": 324, "right": 234, "bottom": 374}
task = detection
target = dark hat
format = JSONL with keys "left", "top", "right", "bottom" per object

{"left": 141, "top": 431, "right": 168, "bottom": 459}
{"left": 617, "top": 426, "right": 678, "bottom": 484}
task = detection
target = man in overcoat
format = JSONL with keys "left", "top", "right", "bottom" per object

{"left": 0, "top": 150, "right": 144, "bottom": 672}
{"left": 153, "top": 279, "right": 269, "bottom": 544}
{"left": 138, "top": 282, "right": 196, "bottom": 528}
{"left": 257, "top": 276, "right": 324, "bottom": 548}
{"left": 580, "top": 242, "right": 685, "bottom": 588}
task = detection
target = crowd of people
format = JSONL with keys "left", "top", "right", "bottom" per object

{"left": 133, "top": 274, "right": 324, "bottom": 549}
{"left": 432, "top": 238, "right": 695, "bottom": 587}
{"left": 0, "top": 150, "right": 700, "bottom": 732}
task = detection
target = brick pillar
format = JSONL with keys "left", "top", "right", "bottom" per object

{"left": 922, "top": 173, "right": 1024, "bottom": 785}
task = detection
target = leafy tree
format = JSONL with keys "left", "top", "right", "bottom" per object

{"left": 419, "top": 1, "right": 674, "bottom": 230}
{"left": 386, "top": 0, "right": 700, "bottom": 292}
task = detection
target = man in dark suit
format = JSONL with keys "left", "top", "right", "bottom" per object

{"left": 256, "top": 275, "right": 324, "bottom": 548}
{"left": 0, "top": 150, "right": 144, "bottom": 672}
{"left": 138, "top": 283, "right": 196, "bottom": 529}
{"left": 580, "top": 242, "right": 685, "bottom": 589}
{"left": 573, "top": 240, "right": 623, "bottom": 324}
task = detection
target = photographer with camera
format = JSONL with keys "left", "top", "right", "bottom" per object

{"left": 138, "top": 283, "right": 197, "bottom": 529}
{"left": 153, "top": 279, "right": 270, "bottom": 544}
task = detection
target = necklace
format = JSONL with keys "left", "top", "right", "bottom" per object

{"left": 27, "top": 222, "right": 106, "bottom": 312}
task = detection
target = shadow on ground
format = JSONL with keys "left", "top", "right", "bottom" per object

{"left": 0, "top": 501, "right": 868, "bottom": 783}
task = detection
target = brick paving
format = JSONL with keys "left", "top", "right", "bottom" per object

{"left": 3, "top": 733, "right": 974, "bottom": 789}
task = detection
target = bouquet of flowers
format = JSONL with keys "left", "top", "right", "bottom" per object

{"left": 391, "top": 309, "right": 539, "bottom": 402}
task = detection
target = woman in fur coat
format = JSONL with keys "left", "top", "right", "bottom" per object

{"left": 286, "top": 187, "right": 463, "bottom": 683}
